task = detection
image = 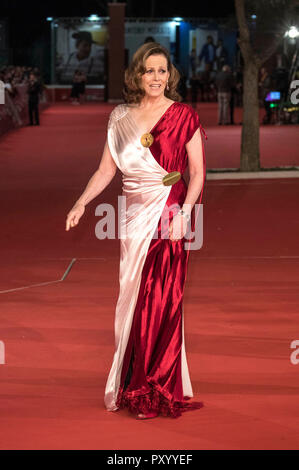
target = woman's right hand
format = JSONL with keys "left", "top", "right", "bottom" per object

{"left": 65, "top": 203, "right": 85, "bottom": 231}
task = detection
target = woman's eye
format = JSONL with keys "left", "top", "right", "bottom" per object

{"left": 146, "top": 69, "right": 166, "bottom": 73}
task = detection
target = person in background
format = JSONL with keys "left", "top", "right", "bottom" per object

{"left": 144, "top": 36, "right": 155, "bottom": 43}
{"left": 27, "top": 72, "right": 42, "bottom": 126}
{"left": 199, "top": 36, "right": 216, "bottom": 69}
{"left": 230, "top": 69, "right": 239, "bottom": 125}
{"left": 215, "top": 64, "right": 235, "bottom": 125}
{"left": 78, "top": 70, "right": 87, "bottom": 103}
{"left": 198, "top": 63, "right": 213, "bottom": 102}
{"left": 190, "top": 71, "right": 200, "bottom": 108}
{"left": 259, "top": 67, "right": 273, "bottom": 124}
{"left": 190, "top": 48, "right": 197, "bottom": 75}
{"left": 215, "top": 39, "right": 228, "bottom": 71}
{"left": 70, "top": 70, "right": 87, "bottom": 105}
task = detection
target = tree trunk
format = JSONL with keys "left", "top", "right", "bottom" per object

{"left": 240, "top": 60, "right": 261, "bottom": 171}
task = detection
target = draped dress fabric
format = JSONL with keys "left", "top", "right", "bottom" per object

{"left": 104, "top": 101, "right": 207, "bottom": 418}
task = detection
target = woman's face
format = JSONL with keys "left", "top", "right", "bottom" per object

{"left": 141, "top": 54, "right": 170, "bottom": 99}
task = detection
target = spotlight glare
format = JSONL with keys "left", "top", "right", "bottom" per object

{"left": 286, "top": 26, "right": 299, "bottom": 38}
{"left": 88, "top": 14, "right": 100, "bottom": 22}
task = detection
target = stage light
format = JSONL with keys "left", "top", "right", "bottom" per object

{"left": 88, "top": 14, "right": 100, "bottom": 22}
{"left": 46, "top": 17, "right": 53, "bottom": 22}
{"left": 285, "top": 26, "right": 299, "bottom": 38}
{"left": 173, "top": 17, "right": 183, "bottom": 22}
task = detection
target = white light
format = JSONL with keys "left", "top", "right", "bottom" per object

{"left": 88, "top": 14, "right": 100, "bottom": 22}
{"left": 251, "top": 14, "right": 257, "bottom": 19}
{"left": 46, "top": 17, "right": 53, "bottom": 22}
{"left": 286, "top": 26, "right": 299, "bottom": 39}
{"left": 173, "top": 17, "right": 183, "bottom": 22}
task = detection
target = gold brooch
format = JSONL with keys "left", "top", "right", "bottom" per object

{"left": 140, "top": 133, "right": 154, "bottom": 147}
{"left": 162, "top": 171, "right": 181, "bottom": 186}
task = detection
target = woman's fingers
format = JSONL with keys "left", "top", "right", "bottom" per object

{"left": 169, "top": 215, "right": 187, "bottom": 241}
{"left": 66, "top": 212, "right": 79, "bottom": 231}
{"left": 169, "top": 222, "right": 179, "bottom": 242}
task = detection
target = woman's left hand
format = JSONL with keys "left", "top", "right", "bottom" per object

{"left": 169, "top": 213, "right": 188, "bottom": 242}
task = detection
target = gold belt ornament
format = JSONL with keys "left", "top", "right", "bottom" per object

{"left": 162, "top": 171, "right": 181, "bottom": 186}
{"left": 141, "top": 133, "right": 154, "bottom": 147}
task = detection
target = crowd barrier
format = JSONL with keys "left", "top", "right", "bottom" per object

{"left": 0, "top": 84, "right": 49, "bottom": 137}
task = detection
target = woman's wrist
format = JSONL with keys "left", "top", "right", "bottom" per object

{"left": 181, "top": 203, "right": 192, "bottom": 215}
{"left": 177, "top": 209, "right": 190, "bottom": 222}
{"left": 75, "top": 201, "right": 86, "bottom": 208}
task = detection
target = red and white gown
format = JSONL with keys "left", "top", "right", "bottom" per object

{"left": 104, "top": 101, "right": 207, "bottom": 418}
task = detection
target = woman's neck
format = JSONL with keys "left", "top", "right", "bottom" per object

{"left": 138, "top": 95, "right": 170, "bottom": 109}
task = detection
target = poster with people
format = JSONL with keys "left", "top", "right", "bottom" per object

{"left": 55, "top": 23, "right": 108, "bottom": 84}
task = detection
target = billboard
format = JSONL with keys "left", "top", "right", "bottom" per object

{"left": 55, "top": 22, "right": 108, "bottom": 85}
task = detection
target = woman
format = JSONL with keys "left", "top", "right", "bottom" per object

{"left": 66, "top": 42, "right": 207, "bottom": 419}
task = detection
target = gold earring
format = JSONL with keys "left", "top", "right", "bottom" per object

{"left": 166, "top": 80, "right": 169, "bottom": 91}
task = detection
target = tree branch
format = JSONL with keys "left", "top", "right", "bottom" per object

{"left": 234, "top": 0, "right": 255, "bottom": 63}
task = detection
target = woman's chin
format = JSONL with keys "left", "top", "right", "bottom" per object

{"left": 146, "top": 88, "right": 165, "bottom": 97}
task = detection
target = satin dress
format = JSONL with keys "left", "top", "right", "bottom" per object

{"left": 104, "top": 101, "right": 207, "bottom": 418}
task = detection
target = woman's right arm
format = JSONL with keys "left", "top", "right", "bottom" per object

{"left": 65, "top": 139, "right": 117, "bottom": 231}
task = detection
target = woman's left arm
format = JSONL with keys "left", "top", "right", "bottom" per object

{"left": 169, "top": 128, "right": 204, "bottom": 242}
{"left": 182, "top": 128, "right": 204, "bottom": 216}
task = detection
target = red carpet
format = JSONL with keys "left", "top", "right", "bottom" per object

{"left": 0, "top": 102, "right": 299, "bottom": 449}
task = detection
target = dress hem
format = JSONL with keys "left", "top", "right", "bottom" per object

{"left": 115, "top": 383, "right": 204, "bottom": 419}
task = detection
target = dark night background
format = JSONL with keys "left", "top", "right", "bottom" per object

{"left": 2, "top": 0, "right": 236, "bottom": 48}
{"left": 0, "top": 1, "right": 236, "bottom": 82}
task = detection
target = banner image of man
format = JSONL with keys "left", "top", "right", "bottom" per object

{"left": 56, "top": 31, "right": 105, "bottom": 84}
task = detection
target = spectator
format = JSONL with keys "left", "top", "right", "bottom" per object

{"left": 215, "top": 64, "right": 235, "bottom": 125}
{"left": 173, "top": 61, "right": 187, "bottom": 102}
{"left": 199, "top": 36, "right": 216, "bottom": 69}
{"left": 215, "top": 39, "right": 228, "bottom": 71}
{"left": 144, "top": 36, "right": 155, "bottom": 43}
{"left": 70, "top": 70, "right": 87, "bottom": 105}
{"left": 189, "top": 48, "right": 197, "bottom": 75}
{"left": 190, "top": 72, "right": 200, "bottom": 108}
{"left": 27, "top": 72, "right": 42, "bottom": 125}
{"left": 198, "top": 63, "right": 213, "bottom": 102}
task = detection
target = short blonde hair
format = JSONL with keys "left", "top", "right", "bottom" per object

{"left": 123, "top": 42, "right": 182, "bottom": 104}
